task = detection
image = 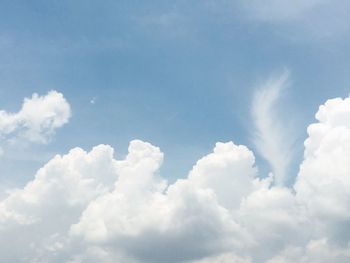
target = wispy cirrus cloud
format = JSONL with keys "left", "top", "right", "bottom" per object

{"left": 251, "top": 70, "right": 295, "bottom": 185}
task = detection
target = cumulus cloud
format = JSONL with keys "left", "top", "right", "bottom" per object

{"left": 1, "top": 88, "right": 350, "bottom": 262}
{"left": 295, "top": 96, "right": 350, "bottom": 243}
{"left": 0, "top": 90, "right": 70, "bottom": 146}
{"left": 70, "top": 141, "right": 253, "bottom": 263}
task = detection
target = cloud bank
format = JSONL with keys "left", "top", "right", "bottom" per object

{"left": 1, "top": 88, "right": 350, "bottom": 262}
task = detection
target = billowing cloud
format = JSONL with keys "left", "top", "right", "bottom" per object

{"left": 70, "top": 141, "right": 252, "bottom": 263}
{"left": 0, "top": 90, "right": 70, "bottom": 145}
{"left": 295, "top": 96, "right": 350, "bottom": 243}
{"left": 1, "top": 88, "right": 350, "bottom": 262}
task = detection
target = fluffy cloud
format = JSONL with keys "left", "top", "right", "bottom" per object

{"left": 0, "top": 144, "right": 117, "bottom": 262}
{"left": 187, "top": 141, "right": 257, "bottom": 209}
{"left": 295, "top": 97, "right": 350, "bottom": 243}
{"left": 0, "top": 90, "right": 70, "bottom": 145}
{"left": 1, "top": 91, "right": 350, "bottom": 262}
{"left": 70, "top": 141, "right": 251, "bottom": 263}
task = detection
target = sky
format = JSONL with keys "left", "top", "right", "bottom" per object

{"left": 2, "top": 1, "right": 350, "bottom": 262}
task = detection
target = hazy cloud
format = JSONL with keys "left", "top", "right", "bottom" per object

{"left": 237, "top": 0, "right": 350, "bottom": 41}
{"left": 238, "top": 0, "right": 328, "bottom": 22}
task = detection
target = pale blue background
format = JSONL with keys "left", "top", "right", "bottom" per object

{"left": 1, "top": 0, "right": 350, "bottom": 186}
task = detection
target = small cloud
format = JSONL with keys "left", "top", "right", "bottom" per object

{"left": 90, "top": 97, "right": 97, "bottom": 105}
{"left": 0, "top": 91, "right": 71, "bottom": 156}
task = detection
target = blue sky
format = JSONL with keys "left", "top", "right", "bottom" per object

{"left": 1, "top": 0, "right": 350, "bottom": 184}
{"left": 3, "top": 1, "right": 350, "bottom": 262}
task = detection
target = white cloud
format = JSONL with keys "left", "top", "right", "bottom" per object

{"left": 0, "top": 144, "right": 118, "bottom": 262}
{"left": 0, "top": 90, "right": 70, "bottom": 145}
{"left": 188, "top": 142, "right": 257, "bottom": 209}
{"left": 251, "top": 70, "right": 295, "bottom": 185}
{"left": 267, "top": 239, "right": 350, "bottom": 263}
{"left": 70, "top": 140, "right": 250, "bottom": 263}
{"left": 2, "top": 89, "right": 350, "bottom": 262}
{"left": 295, "top": 96, "right": 350, "bottom": 243}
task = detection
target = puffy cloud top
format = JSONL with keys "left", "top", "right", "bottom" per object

{"left": 0, "top": 90, "right": 71, "bottom": 144}
{"left": 1, "top": 94, "right": 350, "bottom": 262}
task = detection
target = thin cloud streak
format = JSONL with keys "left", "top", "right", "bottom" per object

{"left": 251, "top": 70, "right": 294, "bottom": 185}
